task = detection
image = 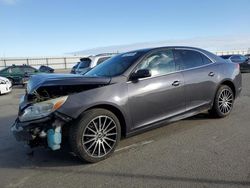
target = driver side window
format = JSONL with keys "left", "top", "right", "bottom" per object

{"left": 136, "top": 50, "right": 175, "bottom": 77}
{"left": 24, "top": 67, "right": 36, "bottom": 73}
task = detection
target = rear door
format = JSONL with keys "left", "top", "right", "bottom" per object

{"left": 128, "top": 49, "right": 186, "bottom": 129}
{"left": 23, "top": 66, "right": 37, "bottom": 74}
{"left": 173, "top": 49, "right": 217, "bottom": 111}
{"left": 9, "top": 67, "right": 24, "bottom": 84}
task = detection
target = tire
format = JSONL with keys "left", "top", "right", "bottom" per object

{"left": 69, "top": 108, "right": 121, "bottom": 163}
{"left": 210, "top": 85, "right": 234, "bottom": 118}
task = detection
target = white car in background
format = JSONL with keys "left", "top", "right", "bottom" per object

{"left": 74, "top": 54, "right": 116, "bottom": 74}
{"left": 0, "top": 76, "right": 12, "bottom": 95}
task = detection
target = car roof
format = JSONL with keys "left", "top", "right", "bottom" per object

{"left": 124, "top": 46, "right": 222, "bottom": 62}
{"left": 8, "top": 64, "right": 33, "bottom": 68}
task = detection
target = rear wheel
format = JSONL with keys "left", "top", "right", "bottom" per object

{"left": 69, "top": 108, "right": 121, "bottom": 163}
{"left": 210, "top": 85, "right": 234, "bottom": 118}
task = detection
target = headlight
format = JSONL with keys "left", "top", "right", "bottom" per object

{"left": 19, "top": 96, "right": 68, "bottom": 122}
{"left": 0, "top": 80, "right": 6, "bottom": 84}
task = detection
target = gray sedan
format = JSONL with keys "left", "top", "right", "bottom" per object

{"left": 12, "top": 46, "right": 242, "bottom": 163}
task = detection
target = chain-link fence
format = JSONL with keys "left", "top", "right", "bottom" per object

{"left": 215, "top": 50, "right": 249, "bottom": 56}
{"left": 0, "top": 56, "right": 83, "bottom": 70}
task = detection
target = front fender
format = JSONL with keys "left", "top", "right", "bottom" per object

{"left": 57, "top": 82, "right": 131, "bottom": 129}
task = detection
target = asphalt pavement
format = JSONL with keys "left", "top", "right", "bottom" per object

{"left": 0, "top": 74, "right": 250, "bottom": 188}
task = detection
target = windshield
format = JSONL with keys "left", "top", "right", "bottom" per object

{"left": 85, "top": 51, "right": 144, "bottom": 77}
{"left": 79, "top": 59, "right": 91, "bottom": 69}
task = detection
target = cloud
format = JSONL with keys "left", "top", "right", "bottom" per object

{"left": 0, "top": 0, "right": 19, "bottom": 5}
{"left": 71, "top": 35, "right": 250, "bottom": 56}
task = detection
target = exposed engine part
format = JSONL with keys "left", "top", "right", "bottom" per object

{"left": 39, "top": 130, "right": 47, "bottom": 138}
{"left": 28, "top": 85, "right": 103, "bottom": 103}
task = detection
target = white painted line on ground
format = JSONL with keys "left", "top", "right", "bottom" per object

{"left": 115, "top": 140, "right": 154, "bottom": 152}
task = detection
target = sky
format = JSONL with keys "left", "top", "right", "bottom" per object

{"left": 0, "top": 0, "right": 250, "bottom": 57}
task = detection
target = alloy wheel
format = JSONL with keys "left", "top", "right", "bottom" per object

{"left": 82, "top": 115, "right": 118, "bottom": 158}
{"left": 218, "top": 89, "right": 233, "bottom": 114}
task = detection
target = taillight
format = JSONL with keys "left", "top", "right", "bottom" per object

{"left": 236, "top": 63, "right": 240, "bottom": 70}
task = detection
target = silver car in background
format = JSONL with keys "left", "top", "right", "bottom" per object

{"left": 75, "top": 54, "right": 115, "bottom": 74}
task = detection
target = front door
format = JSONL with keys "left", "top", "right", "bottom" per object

{"left": 128, "top": 49, "right": 186, "bottom": 129}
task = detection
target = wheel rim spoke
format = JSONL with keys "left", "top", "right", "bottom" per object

{"left": 92, "top": 120, "right": 99, "bottom": 132}
{"left": 106, "top": 133, "right": 117, "bottom": 136}
{"left": 82, "top": 115, "right": 117, "bottom": 158}
{"left": 86, "top": 126, "right": 97, "bottom": 134}
{"left": 92, "top": 142, "right": 98, "bottom": 155}
{"left": 104, "top": 125, "right": 116, "bottom": 134}
{"left": 99, "top": 117, "right": 102, "bottom": 131}
{"left": 104, "top": 137, "right": 116, "bottom": 143}
{"left": 84, "top": 137, "right": 96, "bottom": 145}
{"left": 103, "top": 120, "right": 113, "bottom": 132}
{"left": 84, "top": 134, "right": 96, "bottom": 137}
{"left": 98, "top": 142, "right": 101, "bottom": 156}
{"left": 101, "top": 116, "right": 107, "bottom": 131}
{"left": 103, "top": 139, "right": 112, "bottom": 149}
{"left": 101, "top": 142, "right": 107, "bottom": 154}
{"left": 87, "top": 140, "right": 96, "bottom": 151}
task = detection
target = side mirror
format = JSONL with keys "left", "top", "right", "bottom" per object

{"left": 130, "top": 69, "right": 151, "bottom": 81}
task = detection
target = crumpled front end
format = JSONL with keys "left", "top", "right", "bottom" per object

{"left": 11, "top": 73, "right": 111, "bottom": 150}
{"left": 11, "top": 101, "right": 72, "bottom": 150}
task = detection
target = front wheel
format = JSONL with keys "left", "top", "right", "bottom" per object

{"left": 210, "top": 85, "right": 234, "bottom": 118}
{"left": 69, "top": 109, "right": 121, "bottom": 163}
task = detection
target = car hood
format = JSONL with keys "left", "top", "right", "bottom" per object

{"left": 26, "top": 73, "right": 111, "bottom": 94}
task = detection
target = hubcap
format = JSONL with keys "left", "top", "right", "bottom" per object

{"left": 82, "top": 115, "right": 117, "bottom": 158}
{"left": 218, "top": 89, "right": 233, "bottom": 114}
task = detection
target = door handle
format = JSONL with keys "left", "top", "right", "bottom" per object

{"left": 172, "top": 80, "right": 180, "bottom": 86}
{"left": 208, "top": 72, "right": 215, "bottom": 77}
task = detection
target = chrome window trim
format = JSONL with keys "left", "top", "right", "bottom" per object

{"left": 174, "top": 47, "right": 216, "bottom": 64}
{"left": 127, "top": 48, "right": 216, "bottom": 83}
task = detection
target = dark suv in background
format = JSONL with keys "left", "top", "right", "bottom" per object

{"left": 220, "top": 54, "right": 250, "bottom": 73}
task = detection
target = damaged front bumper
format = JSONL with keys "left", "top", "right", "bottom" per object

{"left": 11, "top": 112, "right": 72, "bottom": 150}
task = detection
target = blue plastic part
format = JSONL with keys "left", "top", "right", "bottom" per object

{"left": 47, "top": 127, "right": 62, "bottom": 150}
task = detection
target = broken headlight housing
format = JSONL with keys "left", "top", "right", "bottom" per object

{"left": 19, "top": 96, "right": 68, "bottom": 122}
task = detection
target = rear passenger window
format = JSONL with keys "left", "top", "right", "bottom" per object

{"left": 174, "top": 50, "right": 210, "bottom": 70}
{"left": 201, "top": 54, "right": 213, "bottom": 65}
{"left": 24, "top": 67, "right": 36, "bottom": 73}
